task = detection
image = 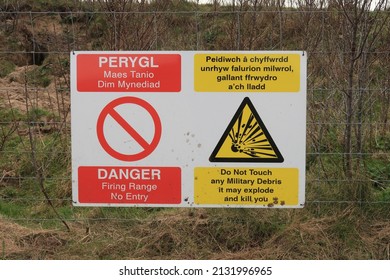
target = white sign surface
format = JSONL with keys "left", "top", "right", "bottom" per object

{"left": 71, "top": 51, "right": 307, "bottom": 208}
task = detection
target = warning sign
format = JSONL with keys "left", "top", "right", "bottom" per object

{"left": 96, "top": 96, "right": 161, "bottom": 161}
{"left": 78, "top": 166, "right": 181, "bottom": 204}
{"left": 77, "top": 53, "right": 181, "bottom": 92}
{"left": 209, "top": 97, "right": 283, "bottom": 163}
{"left": 194, "top": 167, "right": 298, "bottom": 206}
{"left": 71, "top": 51, "right": 306, "bottom": 208}
{"left": 194, "top": 53, "right": 300, "bottom": 92}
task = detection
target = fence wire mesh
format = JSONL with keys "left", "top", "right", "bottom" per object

{"left": 0, "top": 0, "right": 389, "bottom": 227}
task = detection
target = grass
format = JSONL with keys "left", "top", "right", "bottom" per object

{"left": 0, "top": 59, "right": 15, "bottom": 78}
{"left": 26, "top": 65, "right": 52, "bottom": 87}
{"left": 0, "top": 200, "right": 389, "bottom": 259}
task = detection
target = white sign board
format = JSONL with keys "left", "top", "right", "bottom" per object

{"left": 71, "top": 51, "right": 307, "bottom": 208}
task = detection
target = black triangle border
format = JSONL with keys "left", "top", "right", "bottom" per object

{"left": 209, "top": 97, "right": 284, "bottom": 163}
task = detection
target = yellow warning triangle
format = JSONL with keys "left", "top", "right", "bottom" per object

{"left": 210, "top": 97, "right": 284, "bottom": 162}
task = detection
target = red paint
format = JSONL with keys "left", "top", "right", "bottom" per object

{"left": 78, "top": 166, "right": 181, "bottom": 204}
{"left": 77, "top": 53, "right": 181, "bottom": 92}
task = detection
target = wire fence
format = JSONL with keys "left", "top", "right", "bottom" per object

{"left": 0, "top": 0, "right": 389, "bottom": 227}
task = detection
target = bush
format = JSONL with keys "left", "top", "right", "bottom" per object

{"left": 0, "top": 59, "right": 15, "bottom": 78}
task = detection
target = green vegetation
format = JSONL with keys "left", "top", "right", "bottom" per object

{"left": 26, "top": 65, "right": 52, "bottom": 87}
{"left": 0, "top": 59, "right": 15, "bottom": 78}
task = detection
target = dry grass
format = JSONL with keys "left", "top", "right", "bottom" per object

{"left": 0, "top": 216, "right": 68, "bottom": 259}
{"left": 1, "top": 207, "right": 389, "bottom": 260}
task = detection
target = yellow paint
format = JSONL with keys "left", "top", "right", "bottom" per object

{"left": 194, "top": 167, "right": 298, "bottom": 206}
{"left": 194, "top": 53, "right": 300, "bottom": 92}
{"left": 213, "top": 101, "right": 280, "bottom": 160}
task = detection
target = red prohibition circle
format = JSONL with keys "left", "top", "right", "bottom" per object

{"left": 96, "top": 97, "right": 162, "bottom": 161}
